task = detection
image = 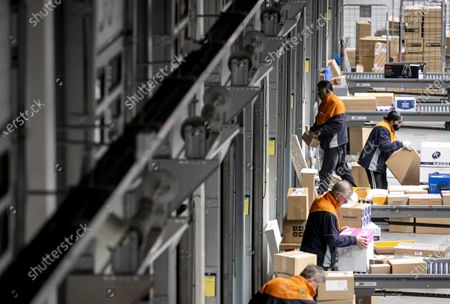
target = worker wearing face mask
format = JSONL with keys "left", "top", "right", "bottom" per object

{"left": 358, "top": 111, "right": 413, "bottom": 189}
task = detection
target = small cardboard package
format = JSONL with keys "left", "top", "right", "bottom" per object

{"left": 388, "top": 258, "right": 427, "bottom": 274}
{"left": 283, "top": 219, "right": 307, "bottom": 243}
{"left": 338, "top": 203, "right": 372, "bottom": 228}
{"left": 387, "top": 194, "right": 409, "bottom": 206}
{"left": 301, "top": 168, "right": 318, "bottom": 204}
{"left": 386, "top": 148, "right": 420, "bottom": 185}
{"left": 369, "top": 264, "right": 391, "bottom": 274}
{"left": 408, "top": 194, "right": 442, "bottom": 206}
{"left": 317, "top": 271, "right": 355, "bottom": 301}
{"left": 302, "top": 131, "right": 320, "bottom": 148}
{"left": 287, "top": 188, "right": 309, "bottom": 220}
{"left": 273, "top": 251, "right": 317, "bottom": 275}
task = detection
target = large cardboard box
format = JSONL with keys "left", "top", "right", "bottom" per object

{"left": 338, "top": 203, "right": 372, "bottom": 228}
{"left": 387, "top": 194, "right": 409, "bottom": 206}
{"left": 349, "top": 127, "right": 371, "bottom": 155}
{"left": 283, "top": 219, "right": 307, "bottom": 243}
{"left": 354, "top": 93, "right": 394, "bottom": 107}
{"left": 287, "top": 188, "right": 309, "bottom": 220}
{"left": 273, "top": 251, "right": 317, "bottom": 275}
{"left": 265, "top": 220, "right": 282, "bottom": 255}
{"left": 369, "top": 264, "right": 391, "bottom": 274}
{"left": 389, "top": 217, "right": 414, "bottom": 233}
{"left": 388, "top": 258, "right": 427, "bottom": 274}
{"left": 341, "top": 96, "right": 377, "bottom": 112}
{"left": 351, "top": 163, "right": 370, "bottom": 188}
{"left": 408, "top": 194, "right": 442, "bottom": 206}
{"left": 338, "top": 228, "right": 374, "bottom": 272}
{"left": 317, "top": 271, "right": 355, "bottom": 301}
{"left": 394, "top": 243, "right": 449, "bottom": 258}
{"left": 301, "top": 168, "right": 318, "bottom": 204}
{"left": 416, "top": 217, "right": 450, "bottom": 235}
{"left": 386, "top": 148, "right": 420, "bottom": 185}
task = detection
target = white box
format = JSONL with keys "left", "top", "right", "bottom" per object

{"left": 420, "top": 166, "right": 450, "bottom": 183}
{"left": 366, "top": 222, "right": 381, "bottom": 242}
{"left": 394, "top": 97, "right": 416, "bottom": 112}
{"left": 265, "top": 220, "right": 282, "bottom": 256}
{"left": 420, "top": 142, "right": 450, "bottom": 163}
{"left": 338, "top": 241, "right": 374, "bottom": 273}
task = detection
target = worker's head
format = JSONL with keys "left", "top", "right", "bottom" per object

{"left": 331, "top": 180, "right": 353, "bottom": 206}
{"left": 385, "top": 111, "right": 403, "bottom": 131}
{"left": 300, "top": 264, "right": 327, "bottom": 290}
{"left": 317, "top": 81, "right": 333, "bottom": 100}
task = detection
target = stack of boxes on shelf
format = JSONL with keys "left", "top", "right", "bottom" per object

{"left": 355, "top": 21, "right": 372, "bottom": 69}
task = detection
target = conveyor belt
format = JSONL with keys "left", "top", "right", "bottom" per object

{"left": 345, "top": 72, "right": 450, "bottom": 88}
{"left": 347, "top": 111, "right": 450, "bottom": 123}
{"left": 371, "top": 205, "right": 450, "bottom": 218}
{"left": 0, "top": 1, "right": 264, "bottom": 303}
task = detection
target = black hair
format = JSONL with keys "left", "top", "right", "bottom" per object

{"left": 384, "top": 111, "right": 402, "bottom": 122}
{"left": 317, "top": 80, "right": 333, "bottom": 92}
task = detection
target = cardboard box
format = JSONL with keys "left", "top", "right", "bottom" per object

{"left": 405, "top": 189, "right": 428, "bottom": 195}
{"left": 318, "top": 298, "right": 355, "bottom": 304}
{"left": 388, "top": 258, "right": 427, "bottom": 274}
{"left": 301, "top": 168, "right": 318, "bottom": 204}
{"left": 283, "top": 219, "right": 307, "bottom": 243}
{"left": 279, "top": 240, "right": 300, "bottom": 252}
{"left": 367, "top": 189, "right": 389, "bottom": 205}
{"left": 442, "top": 190, "right": 450, "bottom": 205}
{"left": 317, "top": 271, "right": 355, "bottom": 301}
{"left": 416, "top": 217, "right": 450, "bottom": 235}
{"left": 338, "top": 203, "right": 372, "bottom": 228}
{"left": 405, "top": 41, "right": 424, "bottom": 53}
{"left": 287, "top": 188, "right": 309, "bottom": 220}
{"left": 354, "top": 93, "right": 394, "bottom": 107}
{"left": 341, "top": 96, "right": 377, "bottom": 112}
{"left": 369, "top": 255, "right": 394, "bottom": 265}
{"left": 265, "top": 220, "right": 282, "bottom": 255}
{"left": 369, "top": 264, "right": 391, "bottom": 274}
{"left": 328, "top": 59, "right": 342, "bottom": 78}
{"left": 302, "top": 131, "right": 320, "bottom": 148}
{"left": 389, "top": 217, "right": 414, "bottom": 233}
{"left": 386, "top": 148, "right": 420, "bottom": 185}
{"left": 346, "top": 48, "right": 356, "bottom": 67}
{"left": 348, "top": 127, "right": 371, "bottom": 155}
{"left": 387, "top": 194, "right": 409, "bottom": 206}
{"left": 394, "top": 243, "right": 449, "bottom": 258}
{"left": 338, "top": 228, "right": 374, "bottom": 272}
{"left": 403, "top": 53, "right": 423, "bottom": 63}
{"left": 388, "top": 185, "right": 427, "bottom": 193}
{"left": 356, "top": 21, "right": 371, "bottom": 64}
{"left": 353, "top": 187, "right": 370, "bottom": 202}
{"left": 273, "top": 251, "right": 317, "bottom": 275}
{"left": 408, "top": 194, "right": 442, "bottom": 206}
{"left": 351, "top": 163, "right": 370, "bottom": 188}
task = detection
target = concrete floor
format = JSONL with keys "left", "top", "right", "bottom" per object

{"left": 369, "top": 125, "right": 450, "bottom": 303}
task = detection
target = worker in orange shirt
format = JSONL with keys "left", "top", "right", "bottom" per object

{"left": 310, "top": 81, "right": 356, "bottom": 194}
{"left": 249, "top": 264, "right": 326, "bottom": 304}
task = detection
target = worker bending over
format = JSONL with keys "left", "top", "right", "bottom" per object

{"left": 300, "top": 181, "right": 368, "bottom": 269}
{"left": 358, "top": 111, "right": 413, "bottom": 189}
{"left": 249, "top": 264, "right": 326, "bottom": 304}
{"left": 310, "top": 81, "right": 355, "bottom": 194}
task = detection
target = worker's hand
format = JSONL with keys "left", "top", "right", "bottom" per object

{"left": 402, "top": 141, "right": 413, "bottom": 151}
{"left": 356, "top": 235, "right": 369, "bottom": 249}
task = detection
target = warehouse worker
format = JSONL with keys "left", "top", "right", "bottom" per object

{"left": 249, "top": 264, "right": 326, "bottom": 304}
{"left": 310, "top": 81, "right": 356, "bottom": 194}
{"left": 300, "top": 181, "right": 368, "bottom": 269}
{"left": 358, "top": 111, "right": 413, "bottom": 189}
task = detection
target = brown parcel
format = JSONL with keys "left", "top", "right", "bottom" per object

{"left": 356, "top": 21, "right": 371, "bottom": 64}
{"left": 317, "top": 271, "right": 355, "bottom": 301}
{"left": 338, "top": 203, "right": 371, "bottom": 228}
{"left": 283, "top": 219, "right": 306, "bottom": 243}
{"left": 349, "top": 127, "right": 371, "bottom": 155}
{"left": 387, "top": 194, "right": 409, "bottom": 206}
{"left": 302, "top": 131, "right": 320, "bottom": 148}
{"left": 441, "top": 190, "right": 450, "bottom": 205}
{"left": 416, "top": 218, "right": 450, "bottom": 234}
{"left": 351, "top": 162, "right": 370, "bottom": 188}
{"left": 389, "top": 258, "right": 427, "bottom": 274}
{"left": 340, "top": 96, "right": 377, "bottom": 112}
{"left": 273, "top": 251, "right": 317, "bottom": 276}
{"left": 394, "top": 243, "right": 450, "bottom": 258}
{"left": 389, "top": 217, "right": 414, "bottom": 233}
{"left": 369, "top": 264, "right": 391, "bottom": 274}
{"left": 301, "top": 168, "right": 318, "bottom": 205}
{"left": 287, "top": 188, "right": 309, "bottom": 220}
{"left": 386, "top": 148, "right": 420, "bottom": 185}
{"left": 355, "top": 296, "right": 378, "bottom": 304}
{"left": 354, "top": 93, "right": 394, "bottom": 107}
{"left": 408, "top": 194, "right": 442, "bottom": 206}
{"left": 317, "top": 298, "right": 355, "bottom": 304}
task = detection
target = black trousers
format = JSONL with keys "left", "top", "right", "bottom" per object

{"left": 365, "top": 169, "right": 388, "bottom": 189}
{"left": 318, "top": 145, "right": 356, "bottom": 194}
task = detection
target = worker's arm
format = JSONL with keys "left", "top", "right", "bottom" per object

{"left": 323, "top": 213, "right": 356, "bottom": 247}
{"left": 377, "top": 128, "right": 403, "bottom": 152}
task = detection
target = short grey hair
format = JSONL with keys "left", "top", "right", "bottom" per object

{"left": 331, "top": 180, "right": 353, "bottom": 196}
{"left": 300, "top": 264, "right": 326, "bottom": 283}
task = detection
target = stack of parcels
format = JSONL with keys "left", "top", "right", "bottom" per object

{"left": 356, "top": 21, "right": 371, "bottom": 66}
{"left": 423, "top": 6, "right": 443, "bottom": 72}
{"left": 281, "top": 188, "right": 309, "bottom": 249}
{"left": 337, "top": 228, "right": 374, "bottom": 272}
{"left": 317, "top": 272, "right": 355, "bottom": 304}
{"left": 404, "top": 6, "right": 424, "bottom": 54}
